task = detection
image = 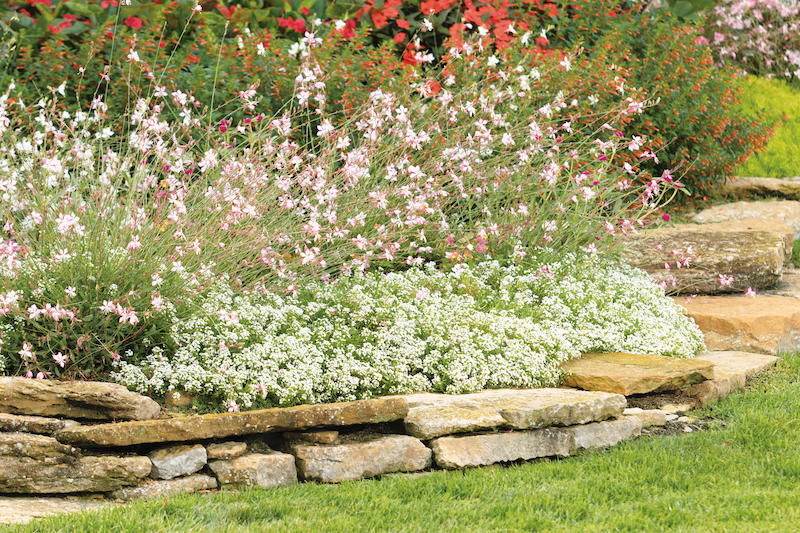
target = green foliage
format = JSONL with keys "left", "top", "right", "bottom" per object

{"left": 519, "top": 1, "right": 774, "bottom": 197}
{"left": 734, "top": 76, "right": 800, "bottom": 178}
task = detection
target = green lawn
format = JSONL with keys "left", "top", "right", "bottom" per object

{"left": 7, "top": 353, "right": 800, "bottom": 533}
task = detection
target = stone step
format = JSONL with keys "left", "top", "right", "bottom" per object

{"left": 54, "top": 397, "right": 407, "bottom": 448}
{"left": 559, "top": 352, "right": 714, "bottom": 396}
{"left": 717, "top": 176, "right": 800, "bottom": 200}
{"left": 623, "top": 224, "right": 785, "bottom": 294}
{"left": 692, "top": 200, "right": 800, "bottom": 238}
{"left": 689, "top": 351, "right": 780, "bottom": 406}
{"left": 676, "top": 295, "right": 800, "bottom": 354}
{"left": 400, "top": 388, "right": 626, "bottom": 440}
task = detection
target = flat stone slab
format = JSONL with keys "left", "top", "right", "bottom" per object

{"left": 0, "top": 432, "right": 80, "bottom": 460}
{"left": 676, "top": 295, "right": 800, "bottom": 354}
{"left": 400, "top": 388, "right": 626, "bottom": 439}
{"left": 692, "top": 200, "right": 800, "bottom": 236}
{"left": 206, "top": 441, "right": 247, "bottom": 460}
{"left": 570, "top": 416, "right": 642, "bottom": 452}
{"left": 110, "top": 474, "right": 217, "bottom": 501}
{"left": 54, "top": 397, "right": 407, "bottom": 447}
{"left": 0, "top": 413, "right": 79, "bottom": 435}
{"left": 717, "top": 176, "right": 800, "bottom": 200}
{"left": 623, "top": 408, "right": 667, "bottom": 428}
{"left": 0, "top": 378, "right": 160, "bottom": 421}
{"left": 0, "top": 456, "right": 151, "bottom": 493}
{"left": 431, "top": 428, "right": 573, "bottom": 469}
{"left": 0, "top": 497, "right": 114, "bottom": 525}
{"left": 687, "top": 351, "right": 780, "bottom": 406}
{"left": 560, "top": 353, "right": 714, "bottom": 396}
{"left": 291, "top": 435, "right": 432, "bottom": 483}
{"left": 623, "top": 226, "right": 784, "bottom": 294}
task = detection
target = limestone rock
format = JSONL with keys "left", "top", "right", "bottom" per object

{"left": 283, "top": 430, "right": 340, "bottom": 444}
{"left": 766, "top": 268, "right": 800, "bottom": 297}
{"left": 624, "top": 226, "right": 784, "bottom": 294}
{"left": 110, "top": 474, "right": 217, "bottom": 501}
{"left": 399, "top": 388, "right": 626, "bottom": 436}
{"left": 0, "top": 413, "right": 79, "bottom": 435}
{"left": 206, "top": 441, "right": 247, "bottom": 461}
{"left": 692, "top": 200, "right": 800, "bottom": 236}
{"left": 55, "top": 397, "right": 407, "bottom": 447}
{"left": 291, "top": 435, "right": 431, "bottom": 483}
{"left": 623, "top": 408, "right": 667, "bottom": 428}
{"left": 676, "top": 295, "right": 800, "bottom": 354}
{"left": 0, "top": 497, "right": 114, "bottom": 525}
{"left": 148, "top": 444, "right": 206, "bottom": 480}
{"left": 660, "top": 403, "right": 696, "bottom": 415}
{"left": 569, "top": 416, "right": 642, "bottom": 452}
{"left": 687, "top": 351, "right": 779, "bottom": 406}
{"left": 560, "top": 352, "right": 714, "bottom": 396}
{"left": 431, "top": 428, "right": 572, "bottom": 469}
{"left": 717, "top": 176, "right": 800, "bottom": 200}
{"left": 0, "top": 455, "right": 151, "bottom": 493}
{"left": 0, "top": 432, "right": 79, "bottom": 460}
{"left": 0, "top": 378, "right": 160, "bottom": 421}
{"left": 404, "top": 404, "right": 506, "bottom": 439}
{"left": 208, "top": 452, "right": 297, "bottom": 489}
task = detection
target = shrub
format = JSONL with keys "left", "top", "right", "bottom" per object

{"left": 734, "top": 76, "right": 800, "bottom": 178}
{"left": 511, "top": 1, "right": 774, "bottom": 197}
{"left": 112, "top": 256, "right": 705, "bottom": 408}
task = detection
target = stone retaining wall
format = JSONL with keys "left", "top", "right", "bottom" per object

{"left": 0, "top": 380, "right": 646, "bottom": 501}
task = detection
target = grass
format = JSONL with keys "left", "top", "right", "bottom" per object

{"left": 7, "top": 353, "right": 800, "bottom": 533}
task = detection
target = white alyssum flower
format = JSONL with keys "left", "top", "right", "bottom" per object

{"left": 112, "top": 257, "right": 704, "bottom": 408}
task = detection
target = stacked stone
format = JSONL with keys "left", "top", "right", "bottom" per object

{"left": 0, "top": 377, "right": 645, "bottom": 502}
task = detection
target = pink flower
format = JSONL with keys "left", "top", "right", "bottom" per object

{"left": 18, "top": 343, "right": 34, "bottom": 360}
{"left": 52, "top": 352, "right": 68, "bottom": 368}
{"left": 228, "top": 400, "right": 240, "bottom": 412}
{"left": 745, "top": 287, "right": 756, "bottom": 298}
{"left": 127, "top": 235, "right": 142, "bottom": 253}
{"left": 718, "top": 274, "right": 735, "bottom": 287}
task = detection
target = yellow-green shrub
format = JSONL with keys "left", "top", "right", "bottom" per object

{"left": 735, "top": 77, "right": 800, "bottom": 178}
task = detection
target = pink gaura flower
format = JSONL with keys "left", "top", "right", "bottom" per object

{"left": 52, "top": 352, "right": 68, "bottom": 368}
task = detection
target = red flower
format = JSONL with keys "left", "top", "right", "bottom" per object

{"left": 396, "top": 18, "right": 410, "bottom": 30}
{"left": 393, "top": 32, "right": 407, "bottom": 44}
{"left": 124, "top": 16, "right": 143, "bottom": 30}
{"left": 101, "top": 0, "right": 118, "bottom": 8}
{"left": 370, "top": 11, "right": 388, "bottom": 28}
{"left": 186, "top": 54, "right": 200, "bottom": 64}
{"left": 300, "top": 6, "right": 310, "bottom": 16}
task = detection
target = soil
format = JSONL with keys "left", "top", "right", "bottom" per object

{"left": 625, "top": 391, "right": 698, "bottom": 411}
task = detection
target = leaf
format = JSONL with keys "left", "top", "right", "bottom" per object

{"left": 203, "top": 12, "right": 229, "bottom": 26}
{"left": 66, "top": 1, "right": 104, "bottom": 16}
{"left": 326, "top": 1, "right": 360, "bottom": 20}
{"left": 668, "top": 1, "right": 699, "bottom": 20}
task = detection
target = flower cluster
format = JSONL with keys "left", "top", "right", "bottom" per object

{"left": 112, "top": 255, "right": 705, "bottom": 408}
{"left": 705, "top": 0, "right": 800, "bottom": 83}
